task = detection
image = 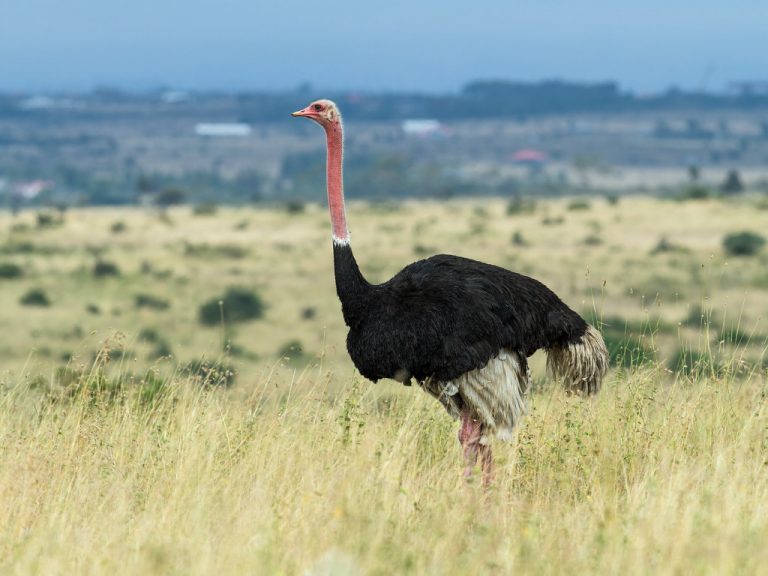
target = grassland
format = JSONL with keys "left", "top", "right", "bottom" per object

{"left": 1, "top": 196, "right": 767, "bottom": 574}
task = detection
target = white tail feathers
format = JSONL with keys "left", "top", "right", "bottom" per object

{"left": 546, "top": 324, "right": 609, "bottom": 395}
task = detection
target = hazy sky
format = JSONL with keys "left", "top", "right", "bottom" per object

{"left": 1, "top": 0, "right": 765, "bottom": 93}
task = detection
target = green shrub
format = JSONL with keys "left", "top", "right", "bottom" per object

{"left": 199, "top": 287, "right": 265, "bottom": 326}
{"left": 20, "top": 288, "right": 51, "bottom": 307}
{"left": 301, "top": 307, "right": 317, "bottom": 320}
{"left": 567, "top": 199, "right": 591, "bottom": 211}
{"left": 110, "top": 221, "right": 127, "bottom": 233}
{"left": 511, "top": 231, "right": 527, "bottom": 246}
{"left": 723, "top": 231, "right": 765, "bottom": 257}
{"left": 506, "top": 197, "right": 536, "bottom": 216}
{"left": 93, "top": 260, "right": 121, "bottom": 277}
{"left": 36, "top": 211, "right": 63, "bottom": 228}
{"left": 285, "top": 200, "right": 306, "bottom": 214}
{"left": 0, "top": 262, "right": 24, "bottom": 279}
{"left": 135, "top": 293, "right": 170, "bottom": 310}
{"left": 720, "top": 169, "right": 744, "bottom": 194}
{"left": 679, "top": 185, "right": 711, "bottom": 200}
{"left": 193, "top": 202, "right": 218, "bottom": 216}
{"left": 184, "top": 359, "right": 236, "bottom": 387}
{"left": 650, "top": 236, "right": 689, "bottom": 255}
{"left": 278, "top": 340, "right": 307, "bottom": 362}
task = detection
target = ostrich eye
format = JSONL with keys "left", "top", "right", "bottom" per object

{"left": 313, "top": 104, "right": 323, "bottom": 111}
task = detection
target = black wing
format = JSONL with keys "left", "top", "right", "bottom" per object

{"left": 345, "top": 254, "right": 588, "bottom": 383}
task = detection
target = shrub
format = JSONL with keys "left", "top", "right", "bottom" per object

{"left": 184, "top": 359, "right": 236, "bottom": 387}
{"left": 184, "top": 243, "right": 249, "bottom": 259}
{"left": 567, "top": 199, "right": 591, "bottom": 211}
{"left": 541, "top": 216, "right": 565, "bottom": 226}
{"left": 720, "top": 169, "right": 744, "bottom": 194}
{"left": 199, "top": 287, "right": 265, "bottom": 326}
{"left": 413, "top": 244, "right": 435, "bottom": 257}
{"left": 301, "top": 306, "right": 317, "bottom": 320}
{"left": 582, "top": 234, "right": 603, "bottom": 246}
{"left": 20, "top": 288, "right": 51, "bottom": 307}
{"left": 650, "top": 236, "right": 689, "bottom": 255}
{"left": 93, "top": 260, "right": 121, "bottom": 277}
{"left": 506, "top": 197, "right": 536, "bottom": 215}
{"left": 138, "top": 327, "right": 162, "bottom": 343}
{"left": 193, "top": 202, "right": 218, "bottom": 216}
{"left": 149, "top": 340, "right": 173, "bottom": 360}
{"left": 278, "top": 340, "right": 307, "bottom": 362}
{"left": 679, "top": 185, "right": 711, "bottom": 200}
{"left": 285, "top": 200, "right": 306, "bottom": 214}
{"left": 85, "top": 303, "right": 101, "bottom": 315}
{"left": 110, "top": 221, "right": 127, "bottom": 233}
{"left": 511, "top": 231, "right": 527, "bottom": 246}
{"left": 0, "top": 262, "right": 23, "bottom": 279}
{"left": 134, "top": 293, "right": 170, "bottom": 310}
{"left": 36, "top": 211, "right": 63, "bottom": 228}
{"left": 156, "top": 188, "right": 186, "bottom": 207}
{"left": 723, "top": 231, "right": 765, "bottom": 257}
{"left": 601, "top": 330, "right": 655, "bottom": 369}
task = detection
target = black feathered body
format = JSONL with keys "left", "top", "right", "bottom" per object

{"left": 333, "top": 243, "right": 589, "bottom": 385}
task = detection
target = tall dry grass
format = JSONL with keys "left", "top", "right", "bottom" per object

{"left": 1, "top": 360, "right": 766, "bottom": 575}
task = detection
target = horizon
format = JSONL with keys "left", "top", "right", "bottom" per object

{"left": 2, "top": 0, "right": 766, "bottom": 94}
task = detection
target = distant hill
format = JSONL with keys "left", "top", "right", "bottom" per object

{"left": 2, "top": 79, "right": 768, "bottom": 123}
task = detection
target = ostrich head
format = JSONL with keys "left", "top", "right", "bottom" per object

{"left": 291, "top": 99, "right": 341, "bottom": 129}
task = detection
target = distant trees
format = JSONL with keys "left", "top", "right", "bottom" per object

{"left": 720, "top": 170, "right": 744, "bottom": 194}
{"left": 155, "top": 188, "right": 186, "bottom": 208}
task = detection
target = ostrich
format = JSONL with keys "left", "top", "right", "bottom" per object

{"left": 292, "top": 100, "right": 608, "bottom": 485}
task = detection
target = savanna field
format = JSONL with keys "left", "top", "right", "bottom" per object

{"left": 1, "top": 196, "right": 767, "bottom": 574}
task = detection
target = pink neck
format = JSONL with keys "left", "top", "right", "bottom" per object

{"left": 325, "top": 123, "right": 349, "bottom": 244}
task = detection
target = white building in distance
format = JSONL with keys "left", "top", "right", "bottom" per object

{"left": 194, "top": 123, "right": 252, "bottom": 137}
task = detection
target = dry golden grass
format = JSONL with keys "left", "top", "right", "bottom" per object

{"left": 0, "top": 196, "right": 767, "bottom": 574}
{"left": 1, "top": 364, "right": 766, "bottom": 574}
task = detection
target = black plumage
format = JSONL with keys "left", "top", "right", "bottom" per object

{"left": 334, "top": 243, "right": 589, "bottom": 385}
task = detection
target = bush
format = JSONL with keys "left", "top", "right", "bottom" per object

{"left": 720, "top": 169, "right": 744, "bottom": 194}
{"left": 193, "top": 202, "right": 218, "bottom": 216}
{"left": 650, "top": 236, "right": 689, "bottom": 255}
{"left": 723, "top": 231, "right": 765, "bottom": 257}
{"left": 20, "top": 288, "right": 51, "bottom": 307}
{"left": 0, "top": 262, "right": 23, "bottom": 279}
{"left": 278, "top": 340, "right": 307, "bottom": 362}
{"left": 93, "top": 260, "right": 121, "bottom": 277}
{"left": 680, "top": 185, "right": 711, "bottom": 200}
{"left": 285, "top": 200, "right": 306, "bottom": 214}
{"left": 135, "top": 293, "right": 170, "bottom": 310}
{"left": 601, "top": 330, "right": 655, "bottom": 369}
{"left": 567, "top": 200, "right": 591, "bottom": 211}
{"left": 110, "top": 221, "right": 127, "bottom": 234}
{"left": 36, "top": 211, "right": 63, "bottom": 228}
{"left": 511, "top": 231, "right": 527, "bottom": 246}
{"left": 156, "top": 188, "right": 186, "bottom": 207}
{"left": 506, "top": 197, "right": 536, "bottom": 215}
{"left": 301, "top": 306, "right": 317, "bottom": 320}
{"left": 199, "top": 287, "right": 265, "bottom": 326}
{"left": 184, "top": 359, "right": 236, "bottom": 387}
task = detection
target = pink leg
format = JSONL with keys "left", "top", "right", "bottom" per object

{"left": 459, "top": 409, "right": 494, "bottom": 486}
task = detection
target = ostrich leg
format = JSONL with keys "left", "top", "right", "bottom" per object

{"left": 459, "top": 408, "right": 494, "bottom": 486}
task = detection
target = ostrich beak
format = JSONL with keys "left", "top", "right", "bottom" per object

{"left": 291, "top": 107, "right": 312, "bottom": 118}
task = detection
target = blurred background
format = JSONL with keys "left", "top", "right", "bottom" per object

{"left": 1, "top": 0, "right": 767, "bottom": 206}
{"left": 0, "top": 0, "right": 766, "bottom": 384}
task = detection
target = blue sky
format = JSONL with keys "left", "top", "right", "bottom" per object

{"left": 1, "top": 0, "right": 765, "bottom": 92}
